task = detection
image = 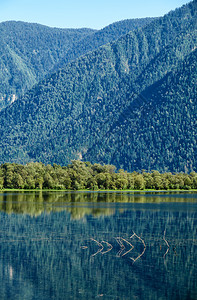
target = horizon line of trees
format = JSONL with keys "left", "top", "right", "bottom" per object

{"left": 0, "top": 161, "right": 197, "bottom": 191}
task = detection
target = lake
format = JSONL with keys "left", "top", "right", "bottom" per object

{"left": 0, "top": 191, "right": 196, "bottom": 299}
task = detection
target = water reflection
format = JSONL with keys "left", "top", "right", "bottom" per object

{"left": 0, "top": 191, "right": 197, "bottom": 217}
{"left": 0, "top": 192, "right": 196, "bottom": 299}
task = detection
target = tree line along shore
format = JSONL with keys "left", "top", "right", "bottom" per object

{"left": 0, "top": 161, "right": 197, "bottom": 191}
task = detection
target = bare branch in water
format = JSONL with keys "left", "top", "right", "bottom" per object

{"left": 81, "top": 246, "right": 88, "bottom": 249}
{"left": 163, "top": 230, "right": 170, "bottom": 248}
{"left": 115, "top": 237, "right": 125, "bottom": 257}
{"left": 120, "top": 238, "right": 134, "bottom": 257}
{"left": 101, "top": 241, "right": 113, "bottom": 255}
{"left": 130, "top": 231, "right": 146, "bottom": 264}
{"left": 90, "top": 238, "right": 104, "bottom": 257}
{"left": 163, "top": 230, "right": 170, "bottom": 259}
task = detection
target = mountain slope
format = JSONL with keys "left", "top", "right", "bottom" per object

{"left": 85, "top": 48, "right": 197, "bottom": 172}
{"left": 0, "top": 0, "right": 196, "bottom": 172}
{"left": 0, "top": 18, "right": 153, "bottom": 111}
{"left": 0, "top": 21, "right": 95, "bottom": 110}
{"left": 54, "top": 18, "right": 156, "bottom": 70}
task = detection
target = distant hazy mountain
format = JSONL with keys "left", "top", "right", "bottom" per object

{"left": 0, "top": 0, "right": 196, "bottom": 172}
{"left": 0, "top": 18, "right": 153, "bottom": 110}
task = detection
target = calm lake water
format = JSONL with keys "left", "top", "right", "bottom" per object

{"left": 0, "top": 191, "right": 196, "bottom": 300}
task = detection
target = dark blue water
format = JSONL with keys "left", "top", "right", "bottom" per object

{"left": 0, "top": 191, "right": 196, "bottom": 299}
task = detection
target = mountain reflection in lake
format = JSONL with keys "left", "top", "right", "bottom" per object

{"left": 0, "top": 191, "right": 196, "bottom": 300}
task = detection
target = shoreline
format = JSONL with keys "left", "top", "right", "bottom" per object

{"left": 1, "top": 189, "right": 197, "bottom": 193}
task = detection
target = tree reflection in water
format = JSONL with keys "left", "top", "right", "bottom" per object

{"left": 0, "top": 191, "right": 196, "bottom": 300}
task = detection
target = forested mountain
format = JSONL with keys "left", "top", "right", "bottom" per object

{"left": 53, "top": 18, "right": 156, "bottom": 71}
{"left": 85, "top": 49, "right": 197, "bottom": 172}
{"left": 0, "top": 21, "right": 96, "bottom": 110}
{"left": 0, "top": 18, "right": 153, "bottom": 110}
{"left": 0, "top": 1, "right": 196, "bottom": 172}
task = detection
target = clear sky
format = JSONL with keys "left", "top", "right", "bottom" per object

{"left": 0, "top": 0, "right": 191, "bottom": 29}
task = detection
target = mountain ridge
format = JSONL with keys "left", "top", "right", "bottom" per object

{"left": 0, "top": 0, "right": 196, "bottom": 172}
{"left": 0, "top": 18, "right": 154, "bottom": 110}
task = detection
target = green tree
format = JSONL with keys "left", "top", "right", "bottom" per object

{"left": 134, "top": 174, "right": 145, "bottom": 190}
{"left": 12, "top": 173, "right": 25, "bottom": 189}
{"left": 0, "top": 169, "right": 4, "bottom": 189}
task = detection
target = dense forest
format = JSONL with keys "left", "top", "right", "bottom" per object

{"left": 0, "top": 161, "right": 197, "bottom": 190}
{"left": 0, "top": 18, "right": 153, "bottom": 110}
{"left": 0, "top": 1, "right": 196, "bottom": 172}
{"left": 53, "top": 18, "right": 156, "bottom": 71}
{"left": 0, "top": 22, "right": 95, "bottom": 110}
{"left": 86, "top": 48, "right": 197, "bottom": 172}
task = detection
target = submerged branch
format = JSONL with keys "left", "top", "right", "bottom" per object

{"left": 130, "top": 231, "right": 146, "bottom": 264}
{"left": 90, "top": 238, "right": 104, "bottom": 257}
{"left": 163, "top": 230, "right": 170, "bottom": 259}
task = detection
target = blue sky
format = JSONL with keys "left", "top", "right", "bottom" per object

{"left": 0, "top": 0, "right": 191, "bottom": 29}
